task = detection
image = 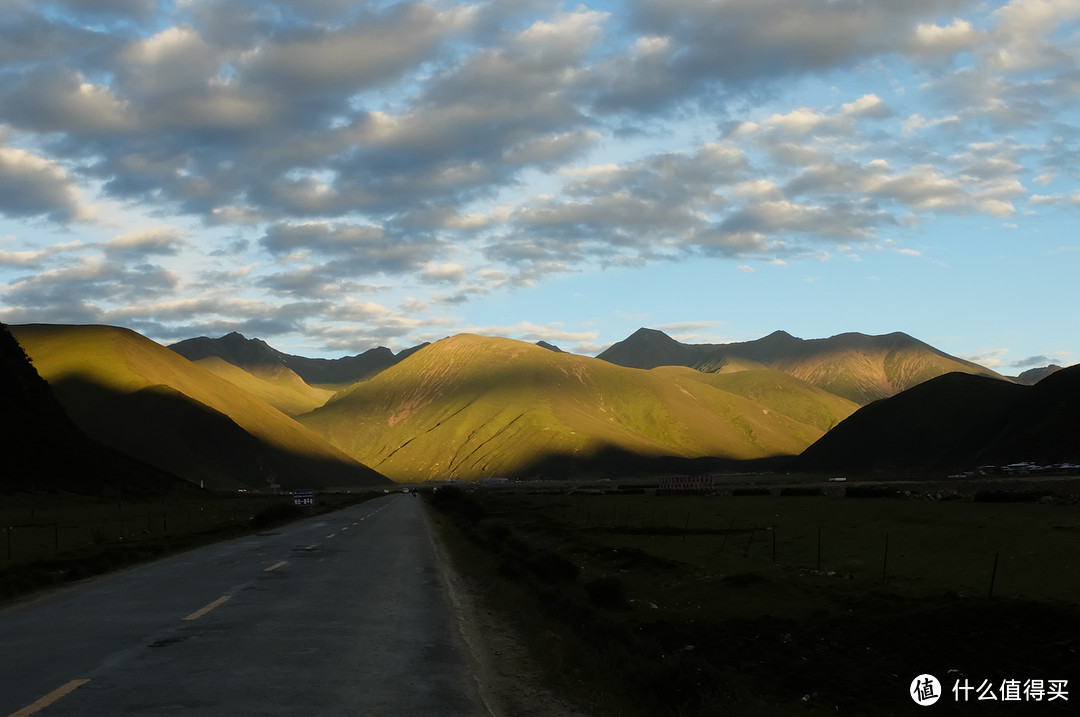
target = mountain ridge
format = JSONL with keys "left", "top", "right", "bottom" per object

{"left": 598, "top": 328, "right": 1006, "bottom": 404}
{"left": 169, "top": 332, "right": 428, "bottom": 389}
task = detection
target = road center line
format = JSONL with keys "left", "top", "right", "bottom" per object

{"left": 183, "top": 595, "right": 231, "bottom": 621}
{"left": 304, "top": 544, "right": 318, "bottom": 550}
{"left": 8, "top": 679, "right": 90, "bottom": 717}
{"left": 326, "top": 533, "right": 336, "bottom": 539}
{"left": 264, "top": 561, "right": 287, "bottom": 572}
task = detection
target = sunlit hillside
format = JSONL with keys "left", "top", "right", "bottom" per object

{"left": 12, "top": 324, "right": 391, "bottom": 490}
{"left": 299, "top": 334, "right": 859, "bottom": 482}
{"left": 194, "top": 356, "right": 334, "bottom": 417}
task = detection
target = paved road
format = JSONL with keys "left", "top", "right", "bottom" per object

{"left": 0, "top": 494, "right": 493, "bottom": 716}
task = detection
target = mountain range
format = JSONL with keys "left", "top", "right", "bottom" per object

{"left": 5, "top": 323, "right": 1071, "bottom": 487}
{"left": 296, "top": 333, "right": 859, "bottom": 481}
{"left": 597, "top": 328, "right": 1005, "bottom": 405}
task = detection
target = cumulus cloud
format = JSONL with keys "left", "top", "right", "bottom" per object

{"left": 1010, "top": 354, "right": 1054, "bottom": 368}
{"left": 104, "top": 226, "right": 186, "bottom": 259}
{"left": 905, "top": 18, "right": 981, "bottom": 58}
{"left": 587, "top": 0, "right": 969, "bottom": 112}
{"left": 0, "top": 144, "right": 95, "bottom": 222}
{"left": 260, "top": 221, "right": 440, "bottom": 277}
{"left": 0, "top": 0, "right": 1076, "bottom": 358}
{"left": 461, "top": 320, "right": 599, "bottom": 351}
{"left": 422, "top": 263, "right": 468, "bottom": 283}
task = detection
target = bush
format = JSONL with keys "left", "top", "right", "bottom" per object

{"left": 585, "top": 576, "right": 628, "bottom": 609}
{"left": 250, "top": 502, "right": 302, "bottom": 529}
{"left": 428, "top": 486, "right": 486, "bottom": 524}
{"left": 779, "top": 487, "right": 823, "bottom": 496}
{"left": 526, "top": 550, "right": 580, "bottom": 583}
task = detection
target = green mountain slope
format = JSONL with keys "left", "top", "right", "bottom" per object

{"left": 599, "top": 328, "right": 1006, "bottom": 404}
{"left": 299, "top": 334, "right": 859, "bottom": 482}
{"left": 11, "top": 324, "right": 391, "bottom": 490}
{"left": 194, "top": 356, "right": 333, "bottom": 416}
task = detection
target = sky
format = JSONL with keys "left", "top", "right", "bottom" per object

{"left": 0, "top": 0, "right": 1077, "bottom": 371}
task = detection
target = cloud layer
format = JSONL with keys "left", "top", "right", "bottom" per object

{"left": 0, "top": 0, "right": 1078, "bottom": 356}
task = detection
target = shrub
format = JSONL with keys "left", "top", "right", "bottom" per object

{"left": 526, "top": 550, "right": 580, "bottom": 583}
{"left": 249, "top": 502, "right": 302, "bottom": 528}
{"left": 585, "top": 576, "right": 628, "bottom": 609}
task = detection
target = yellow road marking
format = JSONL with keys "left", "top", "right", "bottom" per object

{"left": 183, "top": 595, "right": 231, "bottom": 621}
{"left": 8, "top": 679, "right": 90, "bottom": 717}
{"left": 265, "top": 561, "right": 287, "bottom": 572}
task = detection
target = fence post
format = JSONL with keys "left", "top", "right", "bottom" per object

{"left": 54, "top": 523, "right": 59, "bottom": 550}
{"left": 988, "top": 553, "right": 999, "bottom": 599}
{"left": 882, "top": 533, "right": 890, "bottom": 585}
{"left": 771, "top": 524, "right": 776, "bottom": 565}
{"left": 817, "top": 527, "right": 822, "bottom": 571}
{"left": 744, "top": 524, "right": 756, "bottom": 557}
{"left": 6, "top": 526, "right": 11, "bottom": 561}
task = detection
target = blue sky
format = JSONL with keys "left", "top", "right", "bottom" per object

{"left": 0, "top": 0, "right": 1077, "bottom": 372}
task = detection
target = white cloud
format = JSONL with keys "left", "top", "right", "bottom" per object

{"left": 906, "top": 18, "right": 980, "bottom": 57}
{"left": 422, "top": 263, "right": 467, "bottom": 283}
{"left": 0, "top": 144, "right": 96, "bottom": 222}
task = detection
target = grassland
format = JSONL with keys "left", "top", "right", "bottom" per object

{"left": 427, "top": 482, "right": 1080, "bottom": 716}
{"left": 0, "top": 489, "right": 381, "bottom": 603}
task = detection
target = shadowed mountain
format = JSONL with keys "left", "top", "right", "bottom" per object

{"left": 12, "top": 324, "right": 392, "bottom": 491}
{"left": 298, "top": 334, "right": 858, "bottom": 482}
{"left": 169, "top": 331, "right": 427, "bottom": 390}
{"left": 598, "top": 328, "right": 1005, "bottom": 405}
{"left": 0, "top": 322, "right": 180, "bottom": 495}
{"left": 795, "top": 365, "right": 1080, "bottom": 473}
{"left": 1012, "top": 365, "right": 1063, "bottom": 385}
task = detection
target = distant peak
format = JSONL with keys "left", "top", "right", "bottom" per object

{"left": 628, "top": 327, "right": 678, "bottom": 342}
{"left": 222, "top": 331, "right": 247, "bottom": 340}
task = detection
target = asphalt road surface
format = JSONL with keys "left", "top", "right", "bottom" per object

{"left": 0, "top": 494, "right": 495, "bottom": 716}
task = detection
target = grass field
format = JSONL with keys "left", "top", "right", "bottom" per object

{"left": 427, "top": 483, "right": 1080, "bottom": 716}
{"left": 0, "top": 489, "right": 381, "bottom": 602}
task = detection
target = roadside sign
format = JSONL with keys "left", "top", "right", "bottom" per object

{"left": 292, "top": 489, "right": 316, "bottom": 506}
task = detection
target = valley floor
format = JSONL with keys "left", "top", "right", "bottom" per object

{"left": 425, "top": 480, "right": 1080, "bottom": 716}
